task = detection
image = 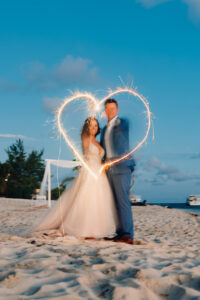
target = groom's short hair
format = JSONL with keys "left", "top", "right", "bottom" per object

{"left": 104, "top": 98, "right": 118, "bottom": 107}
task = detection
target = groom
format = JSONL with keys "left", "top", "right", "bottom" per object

{"left": 100, "top": 99, "right": 136, "bottom": 245}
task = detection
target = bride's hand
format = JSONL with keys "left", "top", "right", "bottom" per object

{"left": 102, "top": 161, "right": 111, "bottom": 172}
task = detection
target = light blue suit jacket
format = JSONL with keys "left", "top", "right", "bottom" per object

{"left": 100, "top": 118, "right": 135, "bottom": 174}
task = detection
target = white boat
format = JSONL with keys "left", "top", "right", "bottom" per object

{"left": 129, "top": 176, "right": 146, "bottom": 205}
{"left": 129, "top": 195, "right": 146, "bottom": 205}
{"left": 130, "top": 194, "right": 142, "bottom": 204}
{"left": 186, "top": 195, "right": 200, "bottom": 206}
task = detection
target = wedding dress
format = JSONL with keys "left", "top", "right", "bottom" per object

{"left": 34, "top": 143, "right": 118, "bottom": 238}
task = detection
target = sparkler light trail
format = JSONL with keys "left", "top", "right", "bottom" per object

{"left": 56, "top": 87, "right": 152, "bottom": 179}
{"left": 56, "top": 92, "right": 98, "bottom": 179}
{"left": 98, "top": 87, "right": 151, "bottom": 173}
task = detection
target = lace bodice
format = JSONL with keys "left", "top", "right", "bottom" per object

{"left": 84, "top": 142, "right": 104, "bottom": 166}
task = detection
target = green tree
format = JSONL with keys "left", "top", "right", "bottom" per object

{"left": 0, "top": 162, "right": 10, "bottom": 196}
{"left": 50, "top": 158, "right": 80, "bottom": 200}
{"left": 51, "top": 176, "right": 75, "bottom": 200}
{"left": 4, "top": 139, "right": 45, "bottom": 199}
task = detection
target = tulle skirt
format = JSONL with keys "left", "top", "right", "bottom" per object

{"left": 34, "top": 167, "right": 118, "bottom": 238}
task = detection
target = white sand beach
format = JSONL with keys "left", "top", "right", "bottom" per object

{"left": 0, "top": 197, "right": 199, "bottom": 299}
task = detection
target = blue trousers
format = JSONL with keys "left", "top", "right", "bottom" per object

{"left": 107, "top": 169, "right": 134, "bottom": 239}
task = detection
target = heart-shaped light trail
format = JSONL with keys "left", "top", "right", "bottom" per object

{"left": 56, "top": 88, "right": 152, "bottom": 179}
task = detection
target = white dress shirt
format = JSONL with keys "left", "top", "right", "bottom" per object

{"left": 104, "top": 115, "right": 118, "bottom": 158}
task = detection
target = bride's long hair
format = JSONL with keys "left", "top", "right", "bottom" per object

{"left": 81, "top": 117, "right": 100, "bottom": 140}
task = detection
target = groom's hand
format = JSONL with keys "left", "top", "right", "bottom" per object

{"left": 102, "top": 157, "right": 121, "bottom": 172}
{"left": 103, "top": 163, "right": 110, "bottom": 172}
{"left": 102, "top": 159, "right": 113, "bottom": 172}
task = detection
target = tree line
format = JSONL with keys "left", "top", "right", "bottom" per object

{"left": 0, "top": 139, "right": 77, "bottom": 200}
{"left": 0, "top": 139, "right": 45, "bottom": 199}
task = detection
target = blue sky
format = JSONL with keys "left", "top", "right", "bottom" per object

{"left": 0, "top": 0, "right": 200, "bottom": 202}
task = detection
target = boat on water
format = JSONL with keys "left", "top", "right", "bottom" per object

{"left": 129, "top": 176, "right": 146, "bottom": 206}
{"left": 129, "top": 194, "right": 147, "bottom": 206}
{"left": 186, "top": 195, "right": 200, "bottom": 206}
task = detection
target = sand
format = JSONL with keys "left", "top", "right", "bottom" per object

{"left": 0, "top": 197, "right": 199, "bottom": 300}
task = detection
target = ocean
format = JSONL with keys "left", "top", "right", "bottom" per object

{"left": 150, "top": 203, "right": 200, "bottom": 215}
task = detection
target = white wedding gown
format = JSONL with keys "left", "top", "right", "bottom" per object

{"left": 34, "top": 143, "right": 118, "bottom": 238}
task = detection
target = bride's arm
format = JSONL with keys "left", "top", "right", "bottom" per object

{"left": 82, "top": 136, "right": 90, "bottom": 154}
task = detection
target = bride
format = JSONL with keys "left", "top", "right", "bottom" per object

{"left": 34, "top": 116, "right": 118, "bottom": 239}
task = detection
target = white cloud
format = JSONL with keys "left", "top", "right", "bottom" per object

{"left": 0, "top": 134, "right": 32, "bottom": 140}
{"left": 0, "top": 77, "right": 19, "bottom": 92}
{"left": 23, "top": 55, "right": 99, "bottom": 91}
{"left": 183, "top": 0, "right": 200, "bottom": 22}
{"left": 137, "top": 0, "right": 200, "bottom": 21}
{"left": 43, "top": 96, "right": 63, "bottom": 113}
{"left": 0, "top": 55, "right": 99, "bottom": 92}
{"left": 143, "top": 156, "right": 200, "bottom": 184}
{"left": 136, "top": 0, "right": 171, "bottom": 8}
{"left": 189, "top": 152, "right": 200, "bottom": 159}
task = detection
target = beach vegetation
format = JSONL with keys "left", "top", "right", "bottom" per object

{"left": 0, "top": 139, "right": 45, "bottom": 199}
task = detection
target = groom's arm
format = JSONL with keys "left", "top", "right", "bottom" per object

{"left": 112, "top": 118, "right": 136, "bottom": 170}
{"left": 115, "top": 118, "right": 129, "bottom": 154}
{"left": 119, "top": 119, "right": 136, "bottom": 171}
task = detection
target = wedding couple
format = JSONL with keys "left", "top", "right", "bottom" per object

{"left": 35, "top": 99, "right": 135, "bottom": 245}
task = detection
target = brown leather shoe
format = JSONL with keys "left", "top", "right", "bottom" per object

{"left": 104, "top": 236, "right": 119, "bottom": 241}
{"left": 114, "top": 236, "right": 134, "bottom": 245}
